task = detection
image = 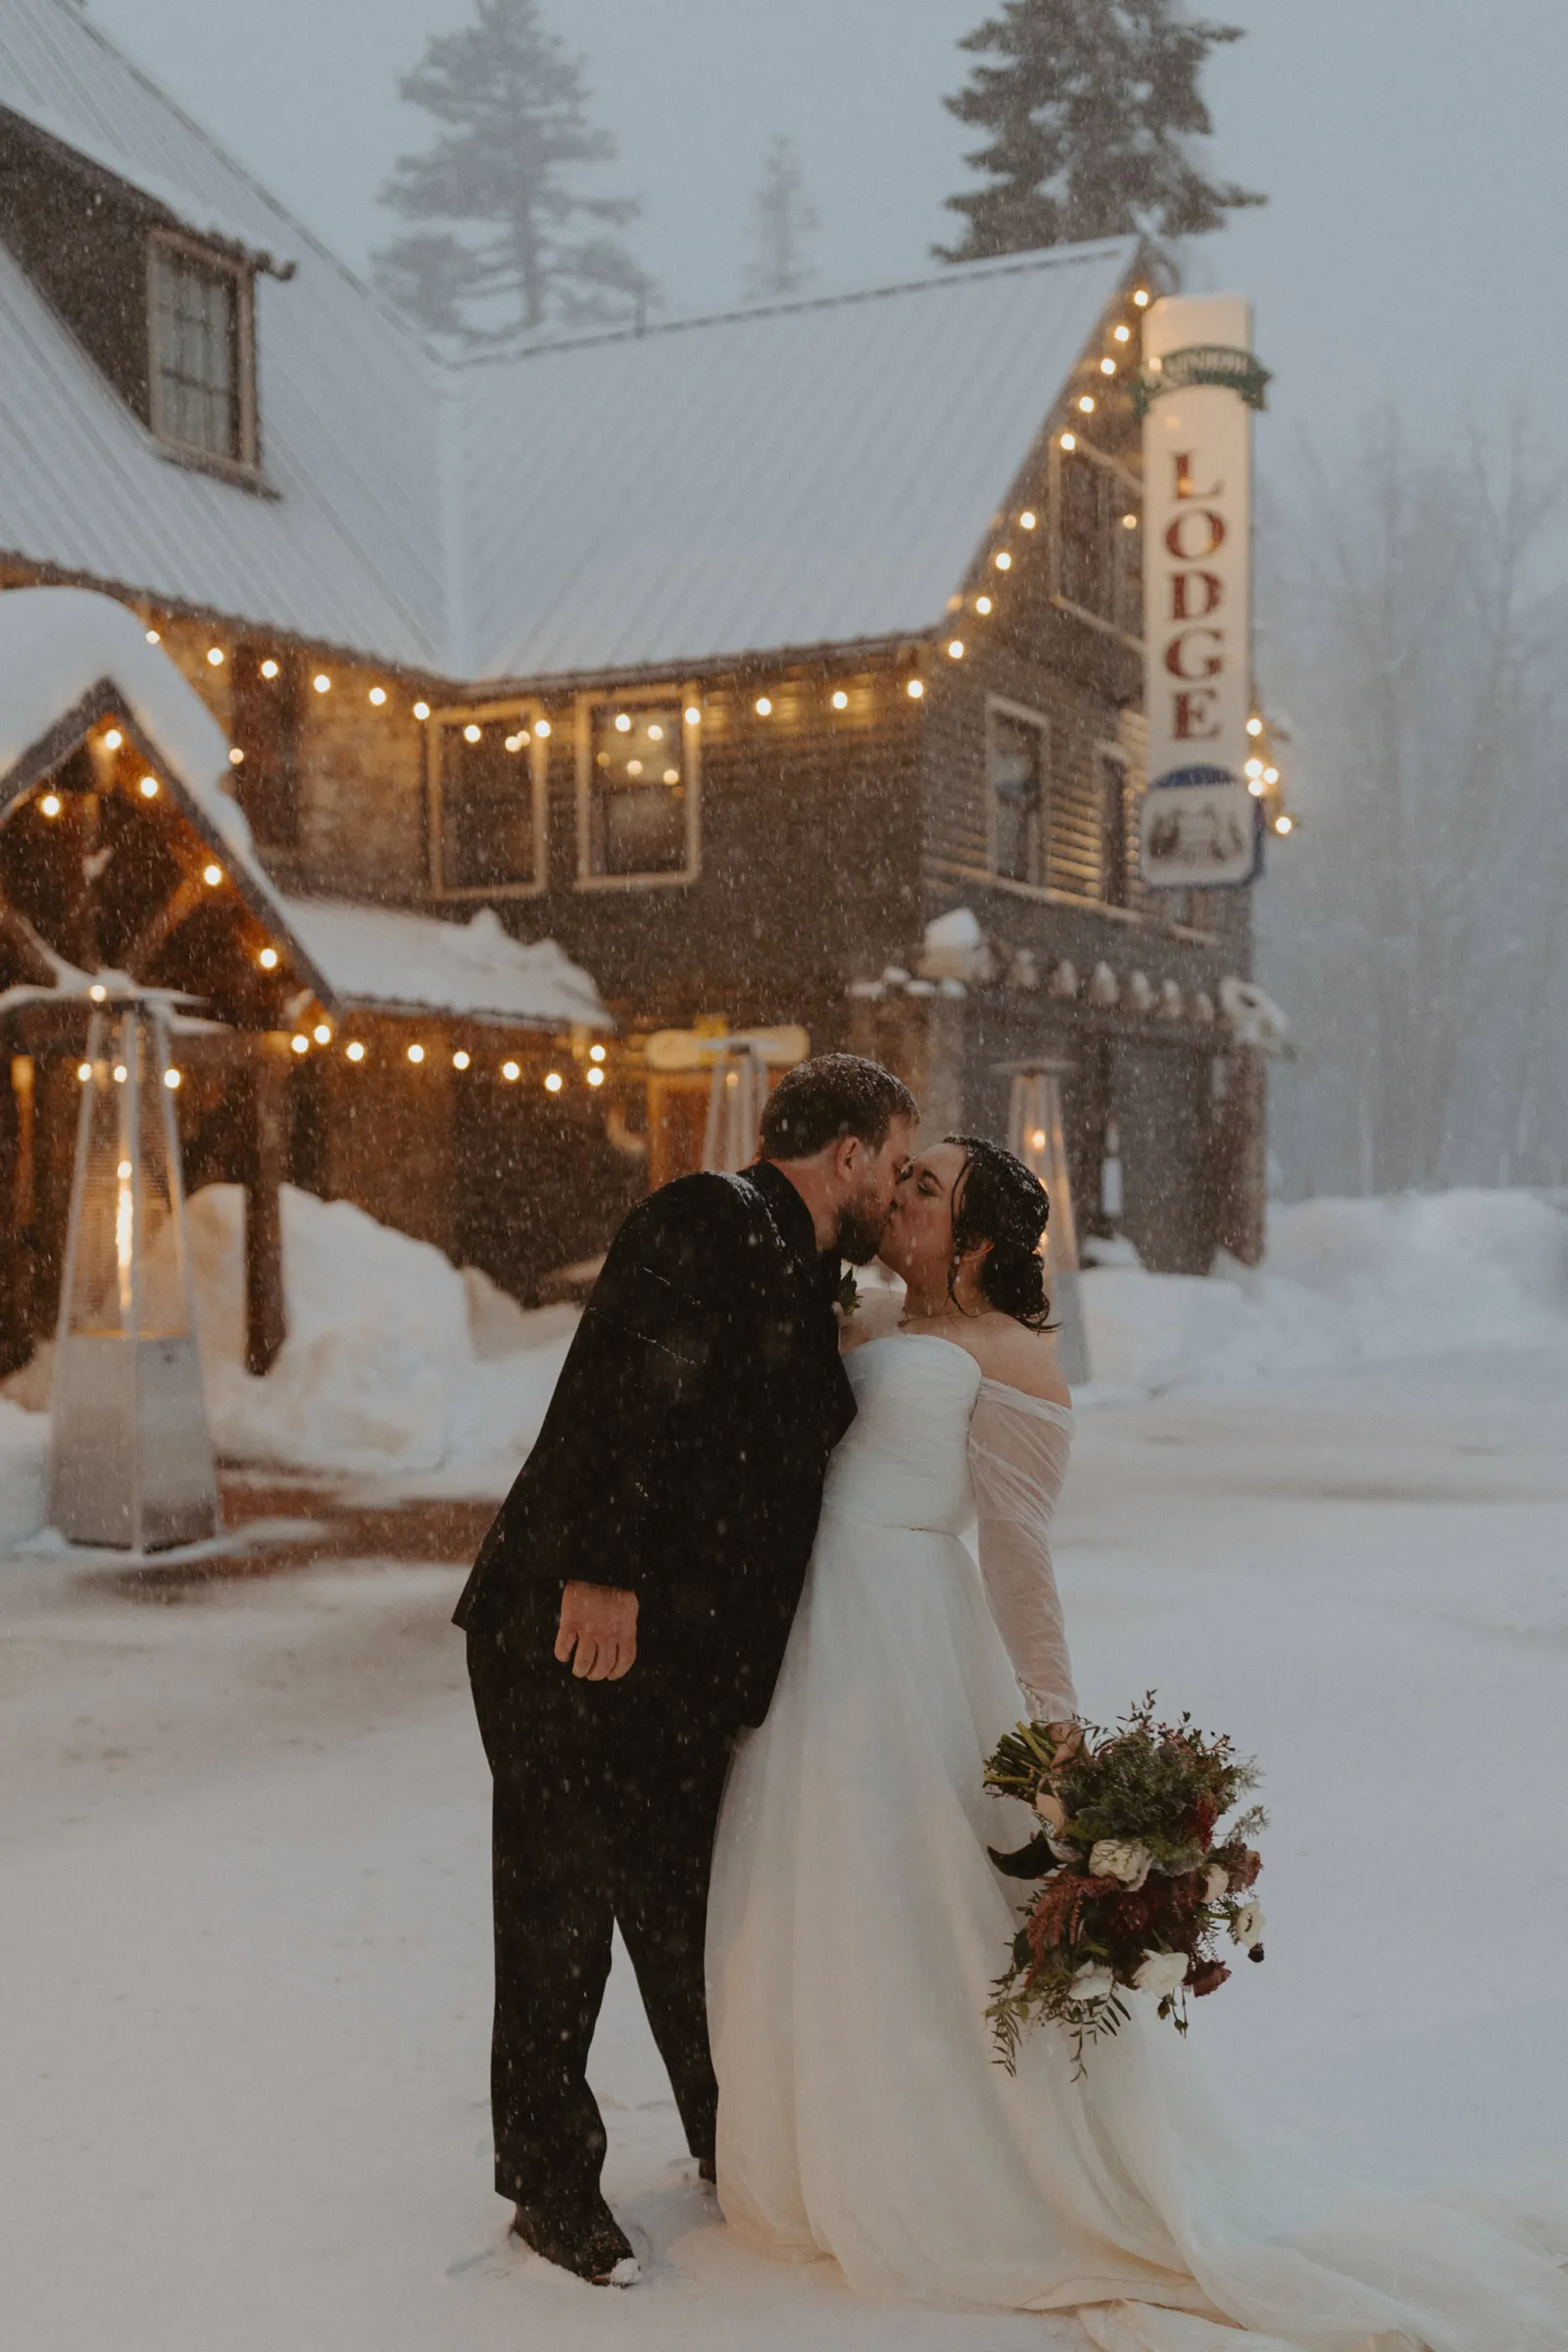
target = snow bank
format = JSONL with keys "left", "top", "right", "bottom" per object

{"left": 1082, "top": 1189, "right": 1568, "bottom": 1400}
{"left": 0, "top": 1399, "right": 48, "bottom": 1551}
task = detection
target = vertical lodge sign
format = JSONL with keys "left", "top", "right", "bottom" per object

{"left": 1138, "top": 294, "right": 1270, "bottom": 892}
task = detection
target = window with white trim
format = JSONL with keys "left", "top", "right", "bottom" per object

{"left": 431, "top": 710, "right": 546, "bottom": 897}
{"left": 148, "top": 234, "right": 256, "bottom": 470}
{"left": 580, "top": 701, "right": 697, "bottom": 883}
{"left": 988, "top": 703, "right": 1050, "bottom": 889}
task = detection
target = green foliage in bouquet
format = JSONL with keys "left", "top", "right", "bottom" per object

{"left": 984, "top": 1694, "right": 1266, "bottom": 2076}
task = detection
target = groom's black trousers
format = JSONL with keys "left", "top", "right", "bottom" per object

{"left": 466, "top": 1607, "right": 735, "bottom": 2210}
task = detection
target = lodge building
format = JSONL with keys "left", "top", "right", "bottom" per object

{"left": 0, "top": 0, "right": 1266, "bottom": 1371}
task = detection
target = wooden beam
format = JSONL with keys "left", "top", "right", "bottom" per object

{"left": 245, "top": 1049, "right": 287, "bottom": 1376}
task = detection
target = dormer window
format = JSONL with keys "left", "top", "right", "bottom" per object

{"left": 148, "top": 231, "right": 257, "bottom": 472}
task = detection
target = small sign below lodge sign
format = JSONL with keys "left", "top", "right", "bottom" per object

{"left": 1139, "top": 293, "right": 1262, "bottom": 892}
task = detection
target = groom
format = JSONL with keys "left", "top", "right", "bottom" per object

{"left": 455, "top": 1053, "right": 917, "bottom": 2284}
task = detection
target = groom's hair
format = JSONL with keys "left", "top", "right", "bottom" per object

{"left": 760, "top": 1054, "right": 917, "bottom": 1161}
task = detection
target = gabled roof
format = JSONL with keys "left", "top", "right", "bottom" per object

{"left": 0, "top": 0, "right": 1138, "bottom": 685}
{"left": 0, "top": 588, "right": 610, "bottom": 1033}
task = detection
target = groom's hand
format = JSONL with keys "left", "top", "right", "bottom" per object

{"left": 556, "top": 1581, "right": 639, "bottom": 1681}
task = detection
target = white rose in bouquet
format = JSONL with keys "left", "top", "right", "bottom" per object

{"left": 1231, "top": 1899, "right": 1264, "bottom": 1946}
{"left": 1088, "top": 1839, "right": 1152, "bottom": 1890}
{"left": 1069, "top": 1964, "right": 1116, "bottom": 2005}
{"left": 1132, "top": 1949, "right": 1190, "bottom": 1999}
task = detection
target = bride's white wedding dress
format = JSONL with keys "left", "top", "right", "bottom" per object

{"left": 707, "top": 1334, "right": 1568, "bottom": 2351}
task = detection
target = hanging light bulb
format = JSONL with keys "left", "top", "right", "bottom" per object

{"left": 1100, "top": 358, "right": 1116, "bottom": 376}
{"left": 995, "top": 550, "right": 1012, "bottom": 570}
{"left": 589, "top": 1043, "right": 607, "bottom": 1063}
{"left": 587, "top": 1067, "right": 605, "bottom": 1088}
{"left": 291, "top": 1034, "right": 310, "bottom": 1055}
{"left": 464, "top": 723, "right": 481, "bottom": 743}
{"left": 1246, "top": 715, "right": 1264, "bottom": 737}
{"left": 368, "top": 686, "right": 387, "bottom": 707}
{"left": 261, "top": 659, "right": 280, "bottom": 680}
{"left": 414, "top": 701, "right": 430, "bottom": 721}
{"left": 1113, "top": 323, "right": 1131, "bottom": 343}
{"left": 453, "top": 1049, "right": 471, "bottom": 1070}
{"left": 203, "top": 863, "right": 223, "bottom": 886}
{"left": 1077, "top": 394, "right": 1096, "bottom": 415}
{"left": 1133, "top": 288, "right": 1151, "bottom": 308}
{"left": 76, "top": 1061, "right": 92, "bottom": 1084}
{"left": 614, "top": 712, "right": 632, "bottom": 733}
{"left": 346, "top": 1041, "right": 367, "bottom": 1063}
{"left": 947, "top": 640, "right": 965, "bottom": 661}
{"left": 906, "top": 679, "right": 925, "bottom": 700}
{"left": 1019, "top": 510, "right": 1038, "bottom": 530}
{"left": 207, "top": 647, "right": 224, "bottom": 667}
{"left": 258, "top": 946, "right": 279, "bottom": 970}
{"left": 164, "top": 1068, "right": 182, "bottom": 1092}
{"left": 1274, "top": 814, "right": 1294, "bottom": 836}
{"left": 139, "top": 775, "right": 160, "bottom": 799}
{"left": 502, "top": 1060, "right": 520, "bottom": 1082}
{"left": 39, "top": 793, "right": 62, "bottom": 818}
{"left": 313, "top": 1023, "right": 331, "bottom": 1046}
{"left": 145, "top": 628, "right": 161, "bottom": 645}
{"left": 544, "top": 1070, "right": 564, "bottom": 1093}
{"left": 407, "top": 1043, "right": 425, "bottom": 1064}
{"left": 314, "top": 673, "right": 332, "bottom": 695}
{"left": 534, "top": 718, "right": 552, "bottom": 739}
{"left": 684, "top": 705, "right": 702, "bottom": 726}
{"left": 102, "top": 729, "right": 122, "bottom": 752}
{"left": 1059, "top": 431, "right": 1076, "bottom": 451}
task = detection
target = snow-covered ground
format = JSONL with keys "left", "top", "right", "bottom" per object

{"left": 4, "top": 1339, "right": 1567, "bottom": 2349}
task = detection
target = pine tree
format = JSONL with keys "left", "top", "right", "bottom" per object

{"left": 373, "top": 0, "right": 652, "bottom": 341}
{"left": 744, "top": 137, "right": 819, "bottom": 302}
{"left": 937, "top": 0, "right": 1263, "bottom": 265}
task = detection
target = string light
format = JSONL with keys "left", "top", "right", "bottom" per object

{"left": 117, "top": 1159, "right": 131, "bottom": 1180}
{"left": 1263, "top": 765, "right": 1279, "bottom": 785}
{"left": 229, "top": 749, "right": 244, "bottom": 765}
{"left": 906, "top": 679, "right": 925, "bottom": 700}
{"left": 1059, "top": 431, "right": 1077, "bottom": 451}
{"left": 103, "top": 729, "right": 122, "bottom": 751}
{"left": 207, "top": 647, "right": 224, "bottom": 667}
{"left": 291, "top": 1034, "right": 309, "bottom": 1054}
{"left": 755, "top": 697, "right": 772, "bottom": 716}
{"left": 346, "top": 1041, "right": 366, "bottom": 1063}
{"left": 1113, "top": 323, "right": 1131, "bottom": 343}
{"left": 502, "top": 1060, "right": 520, "bottom": 1082}
{"left": 39, "top": 793, "right": 61, "bottom": 818}
{"left": 947, "top": 639, "right": 965, "bottom": 661}
{"left": 414, "top": 702, "right": 430, "bottom": 721}
{"left": 258, "top": 947, "right": 279, "bottom": 970}
{"left": 76, "top": 1061, "right": 91, "bottom": 1083}
{"left": 1077, "top": 394, "right": 1096, "bottom": 415}
{"left": 313, "top": 1023, "right": 331, "bottom": 1046}
{"left": 314, "top": 673, "right": 331, "bottom": 695}
{"left": 1245, "top": 758, "right": 1264, "bottom": 780}
{"left": 407, "top": 1043, "right": 425, "bottom": 1064}
{"left": 1122, "top": 512, "right": 1139, "bottom": 530}
{"left": 1274, "top": 814, "right": 1294, "bottom": 836}
{"left": 684, "top": 705, "right": 702, "bottom": 725}
{"left": 1019, "top": 510, "right": 1038, "bottom": 529}
{"left": 145, "top": 628, "right": 161, "bottom": 645}
{"left": 831, "top": 689, "right": 849, "bottom": 710}
{"left": 589, "top": 1043, "right": 607, "bottom": 1062}
{"left": 994, "top": 550, "right": 1012, "bottom": 570}
{"left": 464, "top": 723, "right": 481, "bottom": 743}
{"left": 138, "top": 776, "right": 159, "bottom": 799}
{"left": 89, "top": 985, "right": 107, "bottom": 1004}
{"left": 1133, "top": 288, "right": 1151, "bottom": 307}
{"left": 1246, "top": 715, "right": 1264, "bottom": 737}
{"left": 975, "top": 595, "right": 993, "bottom": 615}
{"left": 113, "top": 1064, "right": 127, "bottom": 1084}
{"left": 1100, "top": 358, "right": 1116, "bottom": 375}
{"left": 587, "top": 1067, "right": 605, "bottom": 1088}
{"left": 1248, "top": 775, "right": 1265, "bottom": 798}
{"left": 164, "top": 1068, "right": 181, "bottom": 1091}
{"left": 261, "top": 659, "right": 280, "bottom": 680}
{"left": 544, "top": 1070, "right": 564, "bottom": 1093}
{"left": 453, "top": 1049, "right": 471, "bottom": 1070}
{"left": 614, "top": 712, "right": 632, "bottom": 733}
{"left": 535, "top": 718, "right": 552, "bottom": 738}
{"left": 203, "top": 862, "right": 223, "bottom": 886}
{"left": 368, "top": 686, "right": 387, "bottom": 707}
{"left": 504, "top": 734, "right": 522, "bottom": 752}
{"left": 1031, "top": 1127, "right": 1047, "bottom": 1152}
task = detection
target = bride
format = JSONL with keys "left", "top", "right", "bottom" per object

{"left": 706, "top": 1137, "right": 1568, "bottom": 2351}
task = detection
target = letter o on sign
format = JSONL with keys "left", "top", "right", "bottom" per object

{"left": 1165, "top": 509, "right": 1227, "bottom": 562}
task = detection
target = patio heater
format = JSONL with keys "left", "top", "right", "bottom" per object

{"left": 49, "top": 999, "right": 219, "bottom": 1550}
{"left": 1007, "top": 1064, "right": 1091, "bottom": 1389}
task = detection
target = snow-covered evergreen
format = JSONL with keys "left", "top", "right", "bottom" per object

{"left": 937, "top": 0, "right": 1263, "bottom": 263}
{"left": 373, "top": 0, "right": 652, "bottom": 342}
{"left": 744, "top": 136, "right": 818, "bottom": 302}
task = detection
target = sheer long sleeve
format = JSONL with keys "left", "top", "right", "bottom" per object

{"left": 967, "top": 1380, "right": 1077, "bottom": 1724}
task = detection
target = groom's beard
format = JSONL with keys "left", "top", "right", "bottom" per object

{"left": 834, "top": 1195, "right": 893, "bottom": 1266}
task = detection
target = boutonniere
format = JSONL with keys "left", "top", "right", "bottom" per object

{"left": 835, "top": 1265, "right": 860, "bottom": 1322}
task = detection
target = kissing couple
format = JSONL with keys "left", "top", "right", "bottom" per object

{"left": 456, "top": 1054, "right": 1568, "bottom": 2348}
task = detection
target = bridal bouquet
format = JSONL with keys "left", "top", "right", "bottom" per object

{"left": 984, "top": 1694, "right": 1266, "bottom": 2074}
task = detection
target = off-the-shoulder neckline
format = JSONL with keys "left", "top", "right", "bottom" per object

{"left": 850, "top": 1331, "right": 1073, "bottom": 1421}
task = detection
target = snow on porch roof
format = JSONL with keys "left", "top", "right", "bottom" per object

{"left": 453, "top": 242, "right": 1141, "bottom": 681}
{"left": 277, "top": 898, "right": 612, "bottom": 1035}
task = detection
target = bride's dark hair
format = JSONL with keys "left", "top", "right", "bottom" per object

{"left": 945, "top": 1136, "right": 1054, "bottom": 1334}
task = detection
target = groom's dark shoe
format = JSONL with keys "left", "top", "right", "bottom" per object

{"left": 511, "top": 2195, "right": 640, "bottom": 2286}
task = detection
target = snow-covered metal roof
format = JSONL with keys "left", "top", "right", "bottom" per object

{"left": 0, "top": 0, "right": 1138, "bottom": 683}
{"left": 278, "top": 898, "right": 612, "bottom": 1034}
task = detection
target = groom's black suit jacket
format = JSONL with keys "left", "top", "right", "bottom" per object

{"left": 454, "top": 1161, "right": 857, "bottom": 1729}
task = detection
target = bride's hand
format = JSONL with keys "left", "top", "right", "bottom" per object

{"left": 556, "top": 1581, "right": 639, "bottom": 1680}
{"left": 1045, "top": 1721, "right": 1084, "bottom": 1775}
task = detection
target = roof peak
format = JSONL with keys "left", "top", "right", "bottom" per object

{"left": 457, "top": 238, "right": 1142, "bottom": 371}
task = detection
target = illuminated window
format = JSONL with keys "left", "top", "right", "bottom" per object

{"left": 582, "top": 703, "right": 695, "bottom": 882}
{"left": 433, "top": 710, "right": 544, "bottom": 895}
{"left": 148, "top": 234, "right": 255, "bottom": 470}
{"left": 988, "top": 705, "right": 1050, "bottom": 890}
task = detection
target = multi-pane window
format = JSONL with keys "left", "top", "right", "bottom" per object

{"left": 435, "top": 713, "right": 543, "bottom": 894}
{"left": 1055, "top": 445, "right": 1142, "bottom": 639}
{"left": 149, "top": 236, "right": 252, "bottom": 467}
{"left": 989, "top": 706, "right": 1049, "bottom": 888}
{"left": 583, "top": 704, "right": 692, "bottom": 880}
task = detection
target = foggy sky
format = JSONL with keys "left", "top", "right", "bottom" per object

{"left": 86, "top": 0, "right": 1568, "bottom": 492}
